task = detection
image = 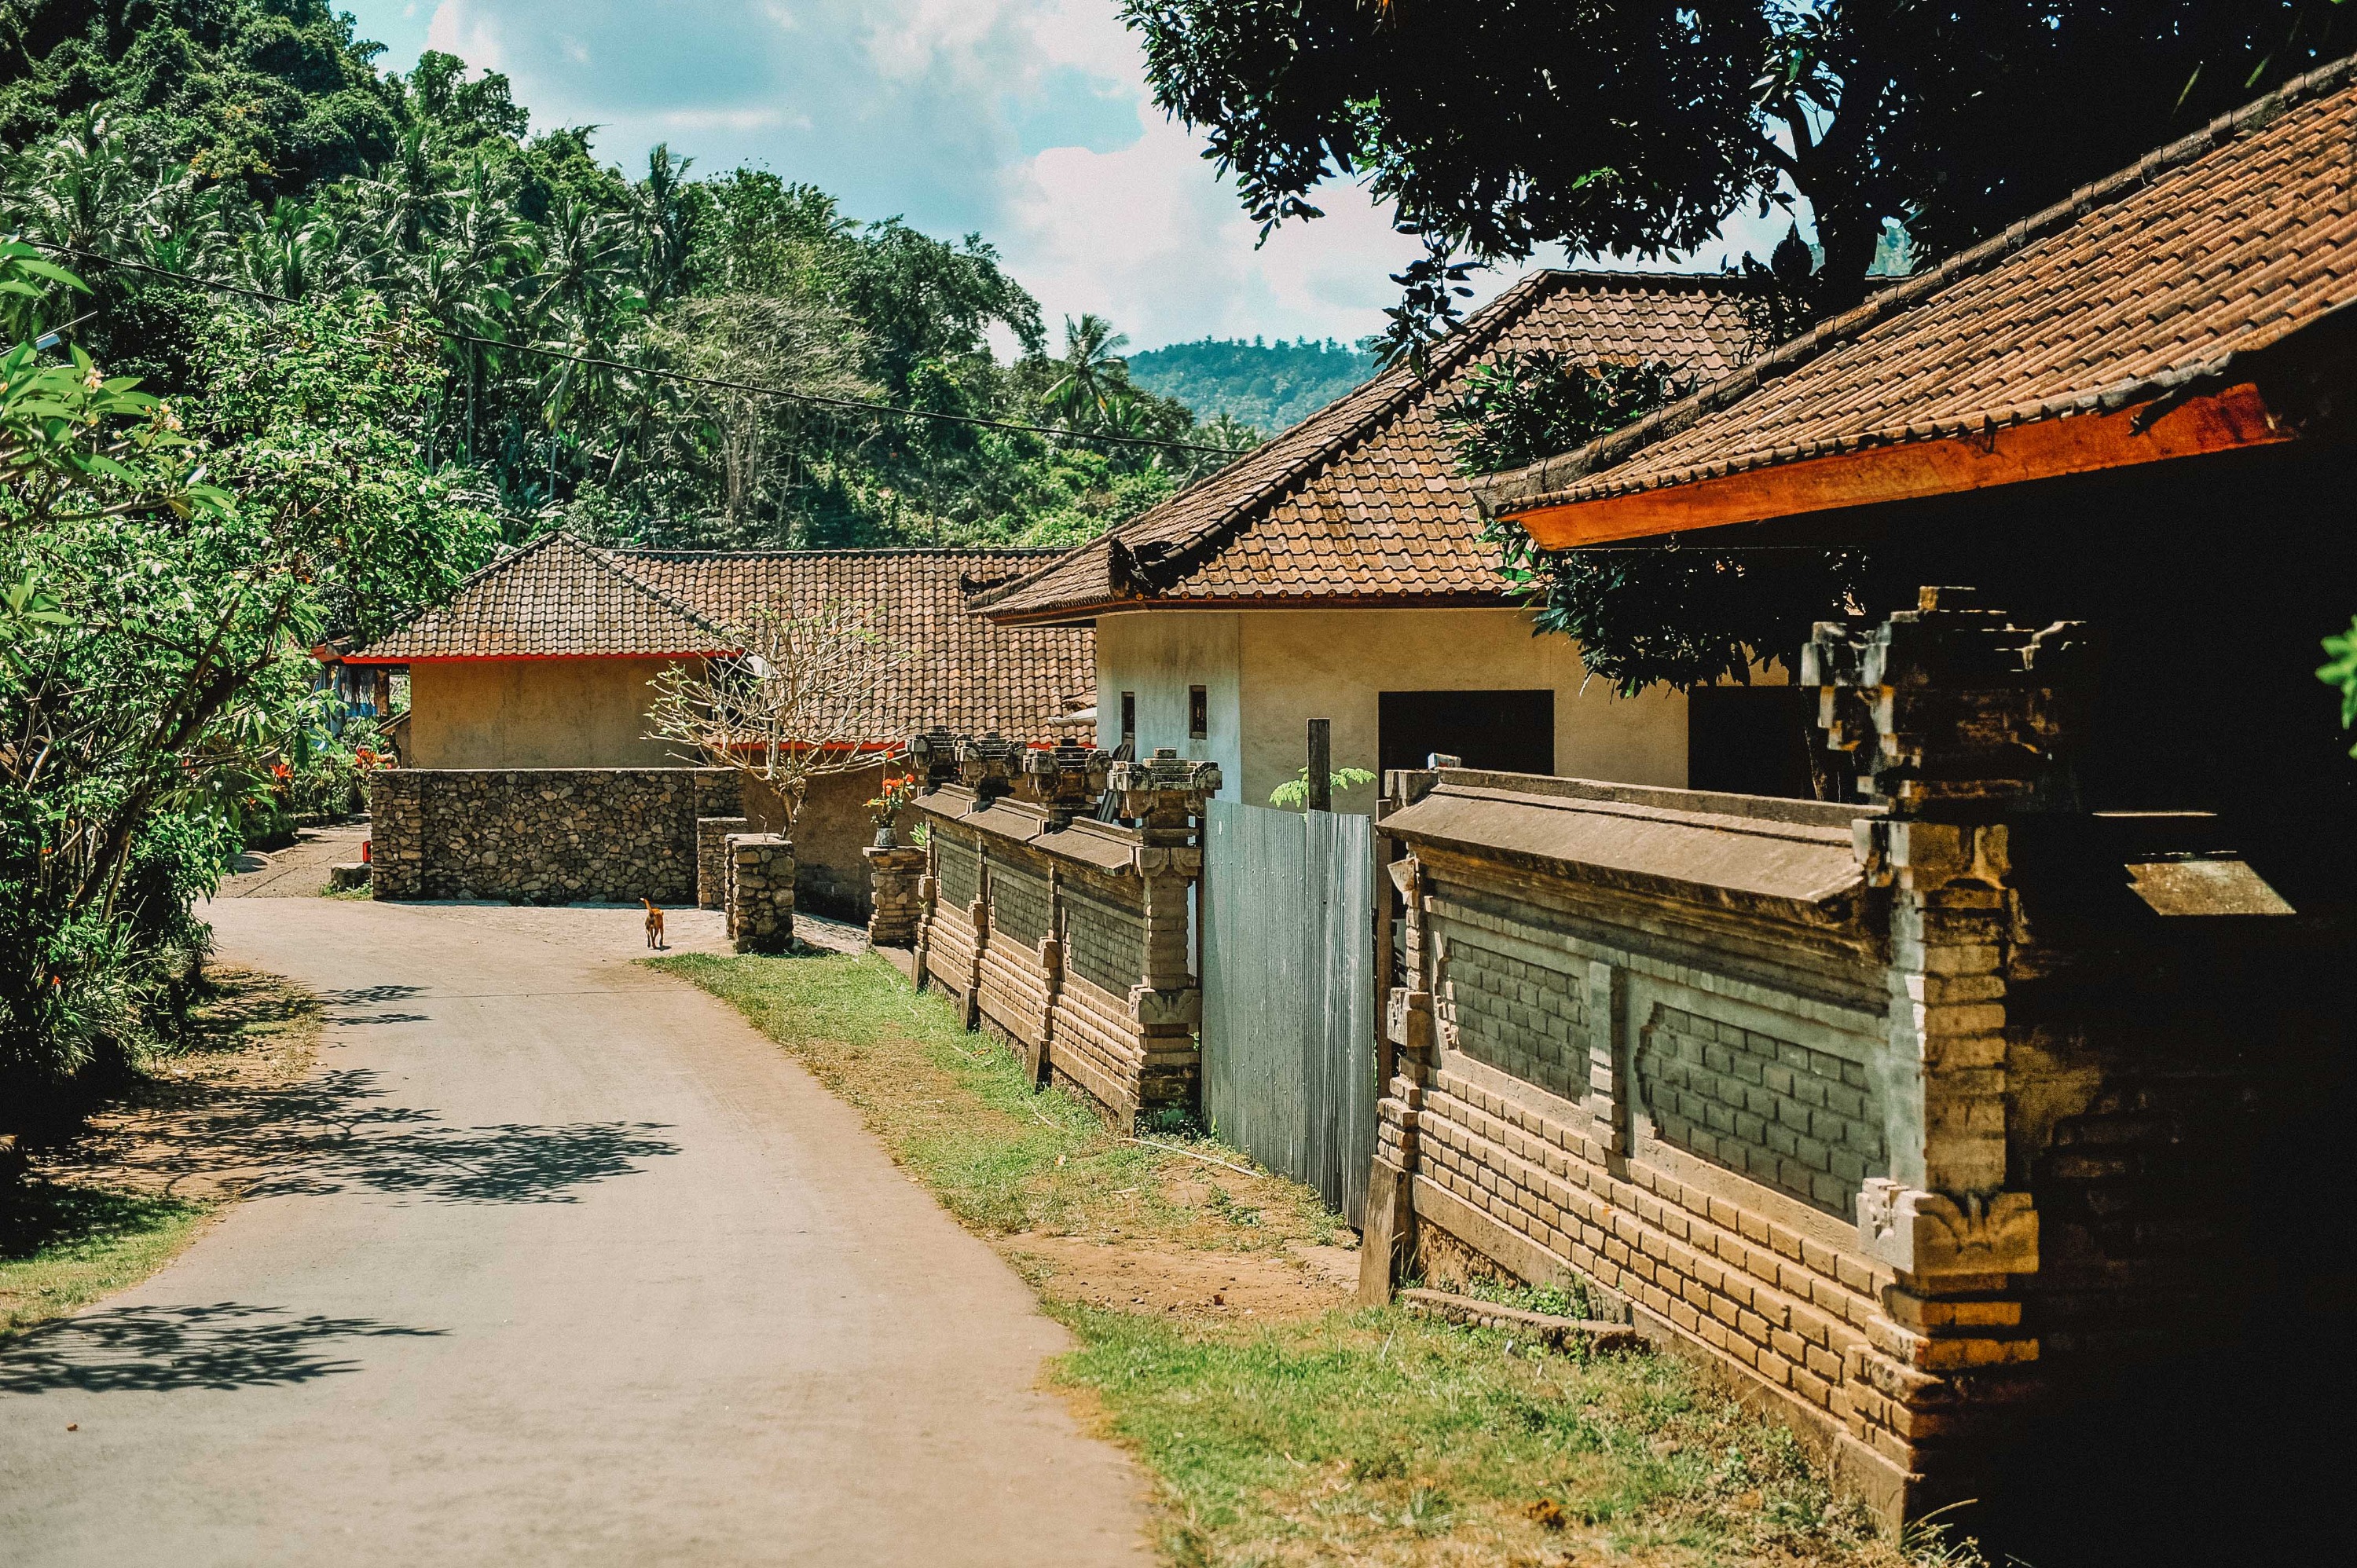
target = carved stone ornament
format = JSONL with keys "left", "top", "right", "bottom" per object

{"left": 1017, "top": 737, "right": 1113, "bottom": 827}
{"left": 953, "top": 733, "right": 1021, "bottom": 800}
{"left": 1857, "top": 1177, "right": 2040, "bottom": 1278}
{"left": 1108, "top": 746, "right": 1222, "bottom": 833}
{"left": 906, "top": 727, "right": 964, "bottom": 789}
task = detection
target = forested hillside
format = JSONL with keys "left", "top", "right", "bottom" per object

{"left": 1128, "top": 335, "right": 1373, "bottom": 434}
{"left": 0, "top": 1, "right": 1277, "bottom": 1113}
{"left": 0, "top": 0, "right": 1257, "bottom": 556}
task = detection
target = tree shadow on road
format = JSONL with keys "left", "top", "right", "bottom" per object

{"left": 79, "top": 1066, "right": 681, "bottom": 1207}
{"left": 0, "top": 1302, "right": 443, "bottom": 1394}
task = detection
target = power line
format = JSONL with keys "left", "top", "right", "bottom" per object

{"left": 20, "top": 240, "right": 1255, "bottom": 458}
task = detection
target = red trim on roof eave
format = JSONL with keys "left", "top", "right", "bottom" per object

{"left": 1507, "top": 383, "right": 2294, "bottom": 548}
{"left": 338, "top": 649, "right": 739, "bottom": 667}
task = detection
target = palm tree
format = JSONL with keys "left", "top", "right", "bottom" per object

{"left": 625, "top": 145, "right": 695, "bottom": 309}
{"left": 1043, "top": 313, "right": 1132, "bottom": 431}
{"left": 6, "top": 118, "right": 141, "bottom": 257}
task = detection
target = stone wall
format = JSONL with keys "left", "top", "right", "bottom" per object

{"left": 1362, "top": 590, "right": 2351, "bottom": 1534}
{"left": 370, "top": 768, "right": 737, "bottom": 903}
{"left": 726, "top": 833, "right": 795, "bottom": 953}
{"left": 911, "top": 740, "right": 1218, "bottom": 1128}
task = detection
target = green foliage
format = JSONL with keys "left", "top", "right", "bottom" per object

{"left": 1120, "top": 2, "right": 2352, "bottom": 354}
{"left": 1127, "top": 334, "right": 1368, "bottom": 433}
{"left": 0, "top": 0, "right": 400, "bottom": 202}
{"left": 1269, "top": 766, "right": 1376, "bottom": 810}
{"left": 0, "top": 251, "right": 482, "bottom": 1120}
{"left": 1440, "top": 350, "right": 1862, "bottom": 695}
{"left": 2320, "top": 614, "right": 2357, "bottom": 757}
{"left": 0, "top": 16, "right": 1248, "bottom": 555}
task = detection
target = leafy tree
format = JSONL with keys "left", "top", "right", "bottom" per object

{"left": 1120, "top": 1, "right": 2353, "bottom": 352}
{"left": 1044, "top": 313, "right": 1135, "bottom": 430}
{"left": 1439, "top": 350, "right": 1862, "bottom": 696}
{"left": 0, "top": 249, "right": 491, "bottom": 1114}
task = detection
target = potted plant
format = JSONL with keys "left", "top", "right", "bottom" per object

{"left": 866, "top": 771, "right": 918, "bottom": 848}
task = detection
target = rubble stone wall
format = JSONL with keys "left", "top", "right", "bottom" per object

{"left": 370, "top": 768, "right": 732, "bottom": 903}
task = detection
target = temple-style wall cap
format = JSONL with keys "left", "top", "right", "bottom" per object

{"left": 1805, "top": 586, "right": 2091, "bottom": 819}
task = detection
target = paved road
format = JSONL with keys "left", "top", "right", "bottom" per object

{"left": 0, "top": 896, "right": 1147, "bottom": 1566}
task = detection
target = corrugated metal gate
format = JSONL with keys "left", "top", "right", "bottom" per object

{"left": 1200, "top": 800, "right": 1377, "bottom": 1225}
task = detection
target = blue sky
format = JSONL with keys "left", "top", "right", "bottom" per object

{"left": 343, "top": 2, "right": 1787, "bottom": 353}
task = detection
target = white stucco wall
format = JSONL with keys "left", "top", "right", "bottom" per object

{"left": 1091, "top": 606, "right": 1688, "bottom": 813}
{"left": 1091, "top": 611, "right": 1244, "bottom": 800}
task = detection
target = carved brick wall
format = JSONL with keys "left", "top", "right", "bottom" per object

{"left": 1634, "top": 1006, "right": 1886, "bottom": 1218}
{"left": 1362, "top": 592, "right": 2345, "bottom": 1534}
{"left": 910, "top": 746, "right": 1216, "bottom": 1129}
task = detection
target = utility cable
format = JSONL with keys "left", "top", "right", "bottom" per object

{"left": 17, "top": 239, "right": 1255, "bottom": 458}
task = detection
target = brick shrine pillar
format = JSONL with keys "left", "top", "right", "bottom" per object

{"left": 1805, "top": 585, "right": 2087, "bottom": 1508}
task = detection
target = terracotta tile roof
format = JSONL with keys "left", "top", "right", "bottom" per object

{"left": 350, "top": 537, "right": 1091, "bottom": 740}
{"left": 1472, "top": 56, "right": 2357, "bottom": 520}
{"left": 347, "top": 532, "right": 731, "bottom": 661}
{"left": 977, "top": 272, "right": 1755, "bottom": 624}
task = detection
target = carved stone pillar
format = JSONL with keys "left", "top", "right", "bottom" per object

{"left": 1363, "top": 851, "right": 1437, "bottom": 1304}
{"left": 1109, "top": 748, "right": 1219, "bottom": 1116}
{"left": 1807, "top": 585, "right": 2085, "bottom": 1493}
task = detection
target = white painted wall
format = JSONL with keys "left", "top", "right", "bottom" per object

{"left": 1091, "top": 611, "right": 1244, "bottom": 800}
{"left": 1091, "top": 606, "right": 1691, "bottom": 813}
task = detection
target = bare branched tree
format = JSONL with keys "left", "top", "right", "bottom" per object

{"left": 645, "top": 599, "right": 910, "bottom": 830}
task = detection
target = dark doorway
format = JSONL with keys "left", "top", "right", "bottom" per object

{"left": 1686, "top": 686, "right": 1815, "bottom": 798}
{"left": 1378, "top": 690, "right": 1554, "bottom": 776}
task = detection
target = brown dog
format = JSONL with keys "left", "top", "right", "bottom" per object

{"left": 642, "top": 898, "right": 666, "bottom": 950}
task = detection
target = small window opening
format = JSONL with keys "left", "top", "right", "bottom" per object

{"left": 1188, "top": 685, "right": 1208, "bottom": 740}
{"left": 1120, "top": 691, "right": 1137, "bottom": 746}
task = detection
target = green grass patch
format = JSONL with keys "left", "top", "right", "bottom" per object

{"left": 0, "top": 1181, "right": 211, "bottom": 1338}
{"left": 651, "top": 951, "right": 1337, "bottom": 1249}
{"left": 1054, "top": 1304, "right": 1911, "bottom": 1566}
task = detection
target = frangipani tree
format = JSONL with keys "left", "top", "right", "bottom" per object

{"left": 645, "top": 599, "right": 911, "bottom": 831}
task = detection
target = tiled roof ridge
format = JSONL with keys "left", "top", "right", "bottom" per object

{"left": 1472, "top": 49, "right": 2357, "bottom": 513}
{"left": 556, "top": 534, "right": 738, "bottom": 643}
{"left": 348, "top": 529, "right": 736, "bottom": 662}
{"left": 970, "top": 268, "right": 1728, "bottom": 612}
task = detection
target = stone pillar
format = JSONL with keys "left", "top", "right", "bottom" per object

{"left": 368, "top": 769, "right": 424, "bottom": 899}
{"left": 697, "top": 815, "right": 751, "bottom": 910}
{"left": 1108, "top": 747, "right": 1220, "bottom": 1117}
{"left": 864, "top": 844, "right": 927, "bottom": 947}
{"left": 726, "top": 833, "right": 795, "bottom": 954}
{"left": 1805, "top": 585, "right": 2085, "bottom": 1504}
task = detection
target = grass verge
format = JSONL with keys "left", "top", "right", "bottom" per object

{"left": 660, "top": 950, "right": 1953, "bottom": 1568}
{"left": 0, "top": 965, "right": 320, "bottom": 1340}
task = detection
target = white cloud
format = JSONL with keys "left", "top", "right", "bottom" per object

{"left": 384, "top": 2, "right": 1613, "bottom": 350}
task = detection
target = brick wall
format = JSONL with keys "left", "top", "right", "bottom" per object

{"left": 911, "top": 751, "right": 1215, "bottom": 1128}
{"left": 1365, "top": 595, "right": 2353, "bottom": 1537}
{"left": 1634, "top": 1006, "right": 1885, "bottom": 1219}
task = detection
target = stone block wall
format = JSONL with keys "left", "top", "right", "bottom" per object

{"left": 697, "top": 816, "right": 750, "bottom": 909}
{"left": 369, "top": 768, "right": 732, "bottom": 903}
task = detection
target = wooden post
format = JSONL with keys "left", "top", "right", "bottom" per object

{"left": 1307, "top": 718, "right": 1332, "bottom": 812}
